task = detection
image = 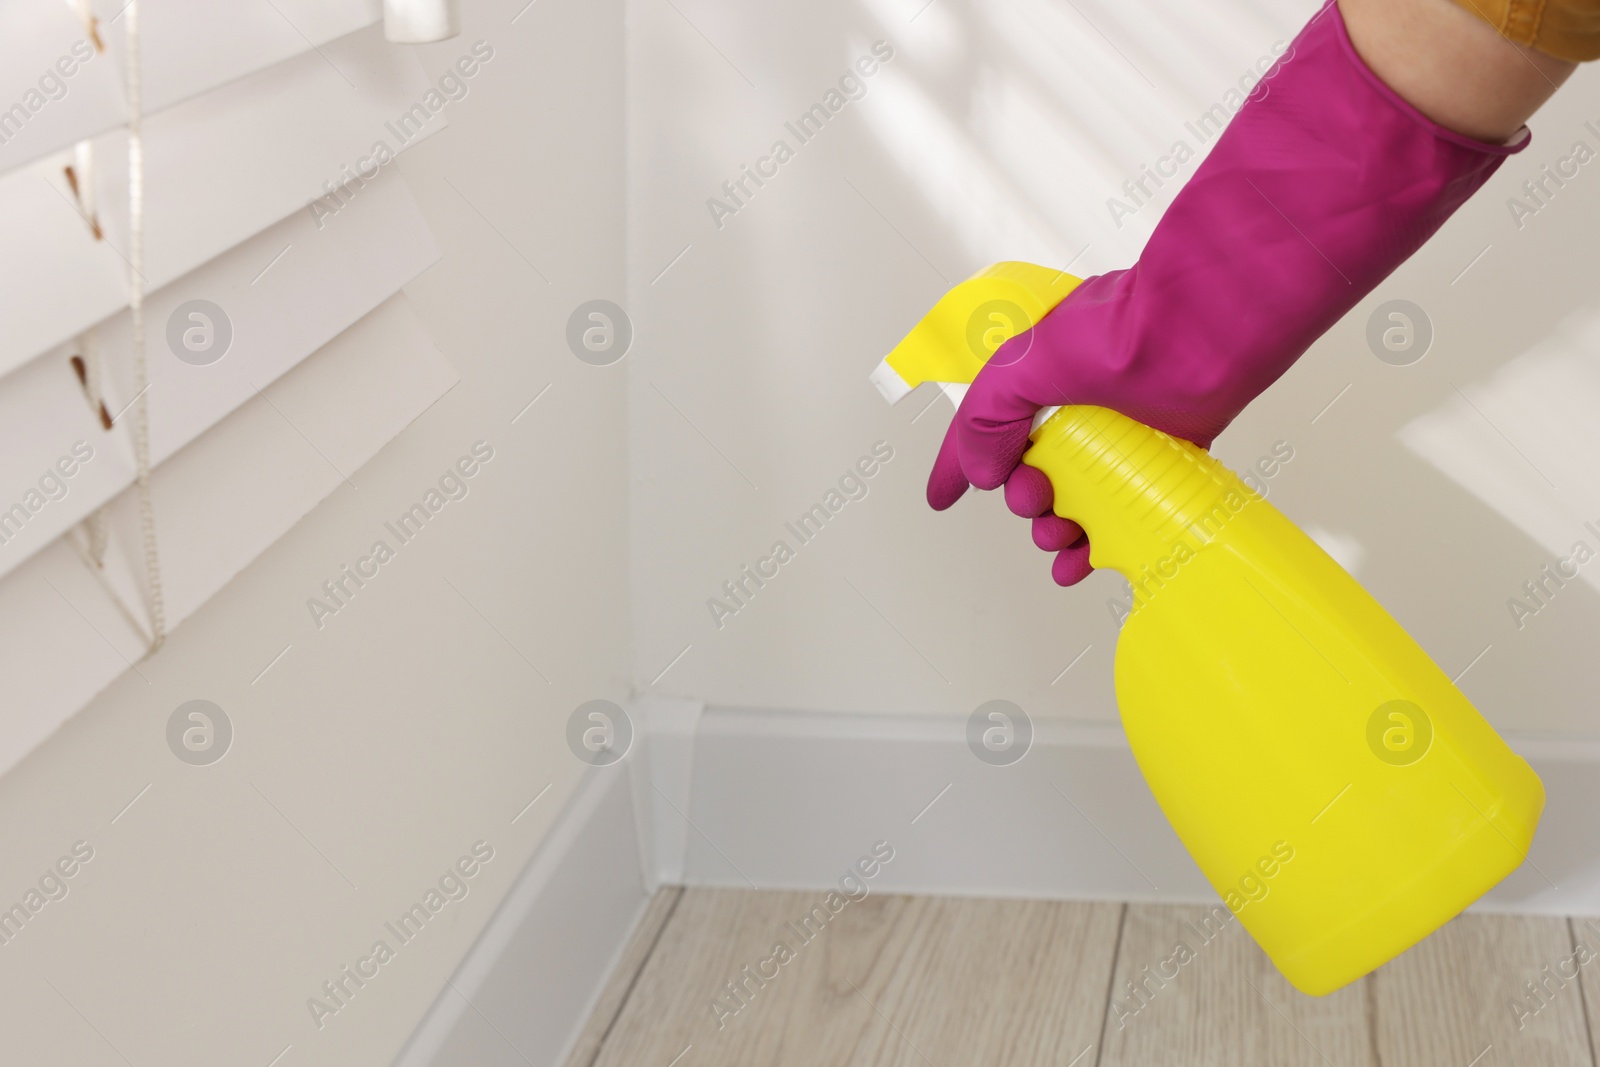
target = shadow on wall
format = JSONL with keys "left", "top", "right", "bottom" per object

{"left": 629, "top": 0, "right": 1600, "bottom": 800}
{"left": 1268, "top": 64, "right": 1600, "bottom": 746}
{"left": 858, "top": 0, "right": 1600, "bottom": 636}
{"left": 627, "top": 0, "right": 1323, "bottom": 713}
{"left": 863, "top": 0, "right": 1600, "bottom": 742}
{"left": 858, "top": 0, "right": 1600, "bottom": 660}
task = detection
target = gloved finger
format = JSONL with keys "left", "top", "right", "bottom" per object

{"left": 1003, "top": 463, "right": 1053, "bottom": 517}
{"left": 953, "top": 332, "right": 1059, "bottom": 491}
{"left": 926, "top": 420, "right": 970, "bottom": 511}
{"left": 1050, "top": 536, "right": 1095, "bottom": 587}
{"left": 956, "top": 413, "right": 1034, "bottom": 491}
{"left": 1032, "top": 514, "right": 1083, "bottom": 552}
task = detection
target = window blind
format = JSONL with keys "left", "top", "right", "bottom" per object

{"left": 0, "top": 12, "right": 459, "bottom": 778}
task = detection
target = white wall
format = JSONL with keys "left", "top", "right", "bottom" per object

{"left": 627, "top": 0, "right": 1600, "bottom": 738}
{"left": 8, "top": 1, "right": 1600, "bottom": 1062}
{"left": 0, "top": 3, "right": 628, "bottom": 1065}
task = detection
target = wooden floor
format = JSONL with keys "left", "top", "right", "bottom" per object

{"left": 567, "top": 888, "right": 1600, "bottom": 1067}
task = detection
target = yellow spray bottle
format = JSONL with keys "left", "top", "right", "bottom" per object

{"left": 873, "top": 261, "right": 1544, "bottom": 995}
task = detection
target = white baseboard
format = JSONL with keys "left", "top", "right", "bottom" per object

{"left": 392, "top": 705, "right": 1600, "bottom": 1066}
{"left": 672, "top": 707, "right": 1600, "bottom": 917}
{"left": 391, "top": 763, "right": 649, "bottom": 1067}
{"left": 627, "top": 693, "right": 704, "bottom": 889}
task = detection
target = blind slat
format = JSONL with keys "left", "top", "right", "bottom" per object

{"left": 0, "top": 0, "right": 382, "bottom": 177}
{"left": 0, "top": 292, "right": 457, "bottom": 779}
{"left": 0, "top": 165, "right": 439, "bottom": 581}
{"left": 94, "top": 0, "right": 382, "bottom": 117}
{"left": 0, "top": 5, "right": 124, "bottom": 176}
{"left": 0, "top": 23, "right": 439, "bottom": 377}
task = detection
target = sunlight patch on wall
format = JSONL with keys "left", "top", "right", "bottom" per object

{"left": 1399, "top": 309, "right": 1600, "bottom": 592}
{"left": 854, "top": 58, "right": 1085, "bottom": 265}
{"left": 851, "top": 0, "right": 1312, "bottom": 271}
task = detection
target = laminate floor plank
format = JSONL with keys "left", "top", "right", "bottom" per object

{"left": 580, "top": 890, "right": 1600, "bottom": 1067}
{"left": 1570, "top": 915, "right": 1600, "bottom": 1065}
{"left": 1371, "top": 913, "right": 1594, "bottom": 1067}
{"left": 1097, "top": 903, "right": 1374, "bottom": 1067}
{"left": 588, "top": 887, "right": 1123, "bottom": 1067}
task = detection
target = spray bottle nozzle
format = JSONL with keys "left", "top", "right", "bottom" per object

{"left": 869, "top": 261, "right": 1085, "bottom": 406}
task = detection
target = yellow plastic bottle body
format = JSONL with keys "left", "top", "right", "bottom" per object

{"left": 881, "top": 263, "right": 1545, "bottom": 995}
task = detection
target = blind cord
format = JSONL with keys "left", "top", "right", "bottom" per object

{"left": 125, "top": 0, "right": 165, "bottom": 653}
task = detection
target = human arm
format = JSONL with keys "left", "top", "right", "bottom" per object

{"left": 930, "top": 0, "right": 1574, "bottom": 586}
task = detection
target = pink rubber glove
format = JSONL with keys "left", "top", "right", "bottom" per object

{"left": 928, "top": 0, "right": 1527, "bottom": 585}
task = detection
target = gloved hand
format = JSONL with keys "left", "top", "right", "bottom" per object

{"left": 927, "top": 0, "right": 1527, "bottom": 585}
